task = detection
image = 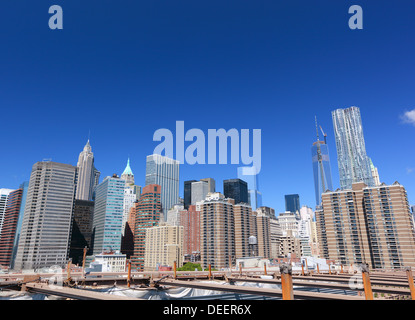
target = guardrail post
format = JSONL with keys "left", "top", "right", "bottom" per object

{"left": 264, "top": 263, "right": 267, "bottom": 275}
{"left": 405, "top": 267, "right": 415, "bottom": 300}
{"left": 328, "top": 263, "right": 331, "bottom": 275}
{"left": 340, "top": 264, "right": 344, "bottom": 274}
{"left": 208, "top": 264, "right": 212, "bottom": 280}
{"left": 316, "top": 263, "right": 320, "bottom": 274}
{"left": 174, "top": 261, "right": 177, "bottom": 279}
{"left": 67, "top": 258, "right": 72, "bottom": 284}
{"left": 239, "top": 262, "right": 242, "bottom": 277}
{"left": 127, "top": 260, "right": 132, "bottom": 288}
{"left": 280, "top": 263, "right": 294, "bottom": 300}
{"left": 301, "top": 264, "right": 305, "bottom": 276}
{"left": 361, "top": 263, "right": 373, "bottom": 300}
{"left": 82, "top": 246, "right": 87, "bottom": 277}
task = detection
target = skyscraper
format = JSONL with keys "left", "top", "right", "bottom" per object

{"left": 14, "top": 161, "right": 77, "bottom": 270}
{"left": 145, "top": 154, "right": 180, "bottom": 220}
{"left": 0, "top": 189, "right": 14, "bottom": 240}
{"left": 131, "top": 184, "right": 162, "bottom": 270}
{"left": 332, "top": 106, "right": 374, "bottom": 190}
{"left": 121, "top": 158, "right": 140, "bottom": 235}
{"left": 237, "top": 166, "right": 262, "bottom": 210}
{"left": 200, "top": 178, "right": 215, "bottom": 193}
{"left": 285, "top": 194, "right": 300, "bottom": 215}
{"left": 76, "top": 140, "right": 100, "bottom": 201}
{"left": 69, "top": 199, "right": 94, "bottom": 264}
{"left": 92, "top": 175, "right": 125, "bottom": 254}
{"left": 183, "top": 180, "right": 197, "bottom": 209}
{"left": 223, "top": 179, "right": 248, "bottom": 205}
{"left": 312, "top": 117, "right": 333, "bottom": 206}
{"left": 180, "top": 205, "right": 200, "bottom": 258}
{"left": 191, "top": 181, "right": 209, "bottom": 205}
{"left": 0, "top": 188, "right": 23, "bottom": 268}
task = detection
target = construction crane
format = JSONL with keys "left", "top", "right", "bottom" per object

{"left": 320, "top": 126, "right": 327, "bottom": 144}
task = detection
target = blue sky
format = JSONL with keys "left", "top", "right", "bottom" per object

{"left": 1, "top": 0, "right": 415, "bottom": 213}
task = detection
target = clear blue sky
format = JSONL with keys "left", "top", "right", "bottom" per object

{"left": 1, "top": 1, "right": 415, "bottom": 213}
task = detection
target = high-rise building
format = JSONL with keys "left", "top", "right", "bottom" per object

{"left": 131, "top": 184, "right": 162, "bottom": 271}
{"left": 233, "top": 203, "right": 253, "bottom": 259}
{"left": 183, "top": 180, "right": 197, "bottom": 209}
{"left": 369, "top": 158, "right": 381, "bottom": 186}
{"left": 316, "top": 182, "right": 415, "bottom": 269}
{"left": 69, "top": 200, "right": 94, "bottom": 265}
{"left": 278, "top": 211, "right": 299, "bottom": 236}
{"left": 200, "top": 178, "right": 216, "bottom": 193}
{"left": 332, "top": 107, "right": 374, "bottom": 190}
{"left": 223, "top": 179, "right": 248, "bottom": 205}
{"left": 191, "top": 181, "right": 209, "bottom": 205}
{"left": 269, "top": 218, "right": 282, "bottom": 259}
{"left": 180, "top": 205, "right": 200, "bottom": 258}
{"left": 121, "top": 158, "right": 140, "bottom": 235}
{"left": 285, "top": 194, "right": 300, "bottom": 215}
{"left": 14, "top": 161, "right": 77, "bottom": 270}
{"left": 9, "top": 182, "right": 29, "bottom": 269}
{"left": 198, "top": 193, "right": 235, "bottom": 269}
{"left": 145, "top": 154, "right": 180, "bottom": 220}
{"left": 237, "top": 167, "right": 262, "bottom": 210}
{"left": 144, "top": 223, "right": 183, "bottom": 271}
{"left": 256, "top": 206, "right": 276, "bottom": 219}
{"left": 121, "top": 158, "right": 135, "bottom": 185}
{"left": 0, "top": 189, "right": 14, "bottom": 240}
{"left": 76, "top": 140, "right": 100, "bottom": 201}
{"left": 312, "top": 118, "right": 333, "bottom": 206}
{"left": 252, "top": 210, "right": 271, "bottom": 259}
{"left": 0, "top": 188, "right": 23, "bottom": 268}
{"left": 92, "top": 175, "right": 125, "bottom": 255}
{"left": 167, "top": 204, "right": 184, "bottom": 227}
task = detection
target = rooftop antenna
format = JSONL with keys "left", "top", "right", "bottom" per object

{"left": 315, "top": 116, "right": 320, "bottom": 141}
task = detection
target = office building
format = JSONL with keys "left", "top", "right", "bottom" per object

{"left": 237, "top": 166, "right": 262, "bottom": 210}
{"left": 200, "top": 178, "right": 216, "bottom": 193}
{"left": 76, "top": 140, "right": 100, "bottom": 201}
{"left": 144, "top": 223, "right": 183, "bottom": 271}
{"left": 370, "top": 158, "right": 381, "bottom": 186}
{"left": 145, "top": 154, "right": 180, "bottom": 220}
{"left": 131, "top": 184, "right": 162, "bottom": 271}
{"left": 191, "top": 181, "right": 209, "bottom": 205}
{"left": 9, "top": 182, "right": 29, "bottom": 269}
{"left": 0, "top": 189, "right": 14, "bottom": 240}
{"left": 278, "top": 211, "right": 299, "bottom": 236}
{"left": 14, "top": 161, "right": 77, "bottom": 270}
{"left": 332, "top": 107, "right": 374, "bottom": 190}
{"left": 92, "top": 175, "right": 125, "bottom": 255}
{"left": 316, "top": 182, "right": 415, "bottom": 269}
{"left": 285, "top": 194, "right": 300, "bottom": 215}
{"left": 312, "top": 118, "right": 333, "bottom": 206}
{"left": 223, "top": 179, "right": 248, "bottom": 205}
{"left": 252, "top": 210, "right": 271, "bottom": 259}
{"left": 184, "top": 180, "right": 197, "bottom": 209}
{"left": 0, "top": 188, "right": 23, "bottom": 268}
{"left": 269, "top": 218, "right": 283, "bottom": 259}
{"left": 69, "top": 200, "right": 94, "bottom": 265}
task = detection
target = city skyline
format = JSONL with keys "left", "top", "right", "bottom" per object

{"left": 1, "top": 1, "right": 415, "bottom": 214}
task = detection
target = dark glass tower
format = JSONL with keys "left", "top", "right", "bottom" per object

{"left": 223, "top": 179, "right": 248, "bottom": 205}
{"left": 184, "top": 180, "right": 197, "bottom": 209}
{"left": 285, "top": 194, "right": 300, "bottom": 214}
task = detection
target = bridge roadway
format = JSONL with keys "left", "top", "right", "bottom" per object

{"left": 1, "top": 269, "right": 414, "bottom": 300}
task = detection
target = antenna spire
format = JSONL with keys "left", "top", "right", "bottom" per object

{"left": 315, "top": 116, "right": 320, "bottom": 141}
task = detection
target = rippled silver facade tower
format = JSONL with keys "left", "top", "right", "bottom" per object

{"left": 332, "top": 107, "right": 374, "bottom": 190}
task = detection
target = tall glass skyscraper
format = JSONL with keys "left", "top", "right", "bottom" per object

{"left": 75, "top": 140, "right": 100, "bottom": 201}
{"left": 223, "top": 179, "right": 248, "bottom": 205}
{"left": 312, "top": 119, "right": 333, "bottom": 206}
{"left": 145, "top": 154, "right": 180, "bottom": 221}
{"left": 332, "top": 107, "right": 374, "bottom": 190}
{"left": 285, "top": 194, "right": 300, "bottom": 214}
{"left": 92, "top": 175, "right": 125, "bottom": 254}
{"left": 237, "top": 166, "right": 262, "bottom": 210}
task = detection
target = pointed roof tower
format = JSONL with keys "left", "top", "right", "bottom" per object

{"left": 121, "top": 158, "right": 135, "bottom": 185}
